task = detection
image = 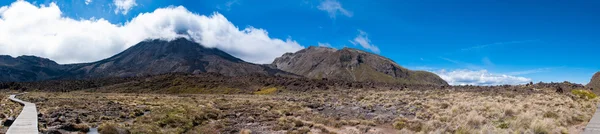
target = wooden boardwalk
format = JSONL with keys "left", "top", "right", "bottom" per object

{"left": 584, "top": 104, "right": 600, "bottom": 134}
{"left": 6, "top": 94, "right": 39, "bottom": 134}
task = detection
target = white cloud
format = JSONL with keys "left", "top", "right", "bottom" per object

{"left": 317, "top": 0, "right": 352, "bottom": 18}
{"left": 482, "top": 57, "right": 494, "bottom": 66}
{"left": 507, "top": 68, "right": 554, "bottom": 75}
{"left": 349, "top": 30, "right": 380, "bottom": 53}
{"left": 435, "top": 69, "right": 532, "bottom": 86}
{"left": 0, "top": 6, "right": 7, "bottom": 13}
{"left": 318, "top": 42, "right": 332, "bottom": 47}
{"left": 85, "top": 0, "right": 92, "bottom": 5}
{"left": 0, "top": 1, "right": 304, "bottom": 64}
{"left": 114, "top": 0, "right": 136, "bottom": 15}
{"left": 217, "top": 0, "right": 240, "bottom": 11}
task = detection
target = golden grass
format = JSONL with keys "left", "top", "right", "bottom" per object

{"left": 254, "top": 87, "right": 278, "bottom": 95}
{"left": 0, "top": 91, "right": 24, "bottom": 133}
{"left": 16, "top": 89, "right": 600, "bottom": 134}
{"left": 385, "top": 90, "right": 598, "bottom": 134}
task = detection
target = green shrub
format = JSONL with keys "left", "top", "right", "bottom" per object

{"left": 543, "top": 111, "right": 559, "bottom": 119}
{"left": 393, "top": 119, "right": 407, "bottom": 130}
{"left": 572, "top": 89, "right": 597, "bottom": 99}
{"left": 497, "top": 122, "right": 509, "bottom": 129}
{"left": 533, "top": 125, "right": 550, "bottom": 134}
{"left": 254, "top": 87, "right": 278, "bottom": 95}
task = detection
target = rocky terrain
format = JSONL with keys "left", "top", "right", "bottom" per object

{"left": 1, "top": 74, "right": 597, "bottom": 134}
{"left": 3, "top": 72, "right": 584, "bottom": 94}
{"left": 0, "top": 91, "right": 22, "bottom": 133}
{"left": 271, "top": 46, "right": 447, "bottom": 86}
{"left": 0, "top": 73, "right": 404, "bottom": 93}
{"left": 587, "top": 72, "right": 600, "bottom": 94}
{"left": 3, "top": 86, "right": 595, "bottom": 134}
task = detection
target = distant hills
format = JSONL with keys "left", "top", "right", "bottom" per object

{"left": 0, "top": 55, "right": 66, "bottom": 81}
{"left": 271, "top": 46, "right": 448, "bottom": 86}
{"left": 0, "top": 38, "right": 447, "bottom": 86}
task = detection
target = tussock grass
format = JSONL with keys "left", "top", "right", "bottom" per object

{"left": 254, "top": 87, "right": 278, "bottom": 95}
{"left": 386, "top": 90, "right": 598, "bottom": 134}
{"left": 16, "top": 88, "right": 600, "bottom": 134}
{"left": 0, "top": 91, "right": 23, "bottom": 131}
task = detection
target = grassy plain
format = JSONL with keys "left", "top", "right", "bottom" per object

{"left": 3, "top": 87, "right": 595, "bottom": 134}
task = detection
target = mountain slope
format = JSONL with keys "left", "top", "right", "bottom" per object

{"left": 0, "top": 55, "right": 67, "bottom": 82}
{"left": 67, "top": 38, "right": 292, "bottom": 78}
{"left": 587, "top": 72, "right": 600, "bottom": 91}
{"left": 271, "top": 46, "right": 448, "bottom": 85}
{"left": 0, "top": 38, "right": 295, "bottom": 82}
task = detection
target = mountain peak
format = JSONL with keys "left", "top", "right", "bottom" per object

{"left": 68, "top": 38, "right": 286, "bottom": 78}
{"left": 272, "top": 47, "right": 448, "bottom": 85}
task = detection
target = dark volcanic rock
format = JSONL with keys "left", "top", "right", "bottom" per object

{"left": 2, "top": 117, "right": 14, "bottom": 126}
{"left": 271, "top": 46, "right": 448, "bottom": 85}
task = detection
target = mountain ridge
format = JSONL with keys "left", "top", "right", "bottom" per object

{"left": 0, "top": 38, "right": 447, "bottom": 87}
{"left": 66, "top": 38, "right": 292, "bottom": 78}
{"left": 0, "top": 38, "right": 297, "bottom": 82}
{"left": 271, "top": 46, "right": 448, "bottom": 86}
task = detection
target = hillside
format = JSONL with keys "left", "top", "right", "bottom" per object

{"left": 0, "top": 55, "right": 68, "bottom": 82}
{"left": 0, "top": 38, "right": 295, "bottom": 82}
{"left": 66, "top": 38, "right": 293, "bottom": 78}
{"left": 272, "top": 46, "right": 448, "bottom": 85}
{"left": 587, "top": 72, "right": 600, "bottom": 92}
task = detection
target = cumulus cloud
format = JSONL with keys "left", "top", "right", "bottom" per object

{"left": 114, "top": 0, "right": 137, "bottom": 15}
{"left": 0, "top": 6, "right": 6, "bottom": 13}
{"left": 349, "top": 30, "right": 380, "bottom": 53}
{"left": 0, "top": 1, "right": 304, "bottom": 64}
{"left": 435, "top": 69, "right": 532, "bottom": 86}
{"left": 317, "top": 0, "right": 352, "bottom": 18}
{"left": 85, "top": 0, "right": 92, "bottom": 5}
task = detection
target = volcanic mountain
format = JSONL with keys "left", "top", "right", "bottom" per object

{"left": 271, "top": 46, "right": 448, "bottom": 86}
{"left": 0, "top": 38, "right": 293, "bottom": 82}
{"left": 66, "top": 38, "right": 292, "bottom": 78}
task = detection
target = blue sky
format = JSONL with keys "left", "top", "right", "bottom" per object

{"left": 0, "top": 0, "right": 598, "bottom": 85}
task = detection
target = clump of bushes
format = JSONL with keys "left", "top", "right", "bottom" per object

{"left": 254, "top": 87, "right": 278, "bottom": 95}
{"left": 543, "top": 111, "right": 559, "bottom": 119}
{"left": 571, "top": 89, "right": 597, "bottom": 100}
{"left": 99, "top": 123, "right": 130, "bottom": 134}
{"left": 393, "top": 118, "right": 422, "bottom": 131}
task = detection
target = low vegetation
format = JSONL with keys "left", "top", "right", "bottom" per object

{"left": 6, "top": 87, "right": 595, "bottom": 134}
{"left": 572, "top": 89, "right": 597, "bottom": 100}
{"left": 0, "top": 91, "right": 23, "bottom": 133}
